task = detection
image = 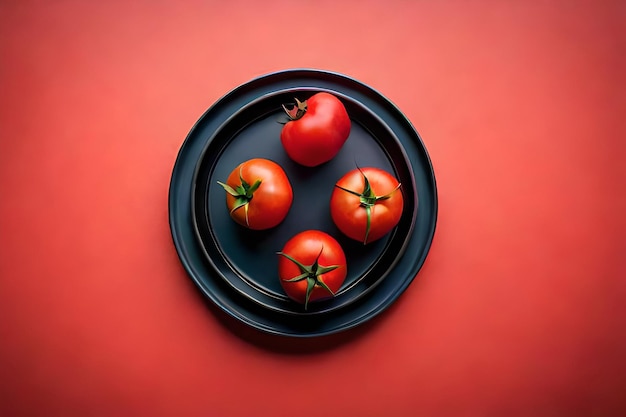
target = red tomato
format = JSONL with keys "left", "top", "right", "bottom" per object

{"left": 217, "top": 158, "right": 293, "bottom": 230}
{"left": 277, "top": 230, "right": 347, "bottom": 310}
{"left": 280, "top": 92, "right": 351, "bottom": 167}
{"left": 330, "top": 167, "right": 403, "bottom": 244}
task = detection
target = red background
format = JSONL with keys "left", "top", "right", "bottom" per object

{"left": 1, "top": 1, "right": 624, "bottom": 416}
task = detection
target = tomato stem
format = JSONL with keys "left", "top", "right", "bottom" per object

{"left": 217, "top": 168, "right": 262, "bottom": 227}
{"left": 281, "top": 97, "right": 308, "bottom": 121}
{"left": 277, "top": 247, "right": 340, "bottom": 310}
{"left": 334, "top": 168, "right": 401, "bottom": 244}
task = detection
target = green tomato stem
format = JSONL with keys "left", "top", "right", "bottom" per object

{"left": 334, "top": 169, "right": 402, "bottom": 244}
{"left": 277, "top": 247, "right": 340, "bottom": 310}
{"left": 217, "top": 167, "right": 262, "bottom": 227}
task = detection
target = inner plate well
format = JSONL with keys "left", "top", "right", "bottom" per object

{"left": 192, "top": 89, "right": 417, "bottom": 315}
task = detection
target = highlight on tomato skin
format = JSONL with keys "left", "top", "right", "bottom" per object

{"left": 330, "top": 167, "right": 403, "bottom": 244}
{"left": 217, "top": 158, "right": 293, "bottom": 230}
{"left": 280, "top": 92, "right": 351, "bottom": 167}
{"left": 277, "top": 230, "right": 347, "bottom": 310}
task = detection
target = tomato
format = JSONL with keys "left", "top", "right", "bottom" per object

{"left": 330, "top": 167, "right": 403, "bottom": 244}
{"left": 277, "top": 230, "right": 347, "bottom": 310}
{"left": 280, "top": 92, "right": 351, "bottom": 167}
{"left": 217, "top": 158, "right": 293, "bottom": 230}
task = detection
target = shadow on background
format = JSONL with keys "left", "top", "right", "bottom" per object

{"left": 198, "top": 291, "right": 394, "bottom": 354}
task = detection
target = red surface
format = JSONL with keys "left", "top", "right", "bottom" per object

{"left": 1, "top": 1, "right": 624, "bottom": 416}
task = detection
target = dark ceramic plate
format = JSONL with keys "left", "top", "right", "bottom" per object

{"left": 192, "top": 89, "right": 416, "bottom": 315}
{"left": 169, "top": 69, "right": 437, "bottom": 337}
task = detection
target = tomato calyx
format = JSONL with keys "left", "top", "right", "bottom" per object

{"left": 217, "top": 168, "right": 262, "bottom": 227}
{"left": 335, "top": 169, "right": 402, "bottom": 244}
{"left": 281, "top": 97, "right": 308, "bottom": 121}
{"left": 277, "top": 247, "right": 340, "bottom": 310}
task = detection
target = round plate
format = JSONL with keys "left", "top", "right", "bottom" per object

{"left": 169, "top": 69, "right": 437, "bottom": 337}
{"left": 192, "top": 89, "right": 417, "bottom": 316}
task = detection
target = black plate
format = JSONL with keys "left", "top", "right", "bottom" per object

{"left": 192, "top": 89, "right": 416, "bottom": 315}
{"left": 169, "top": 69, "right": 437, "bottom": 337}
